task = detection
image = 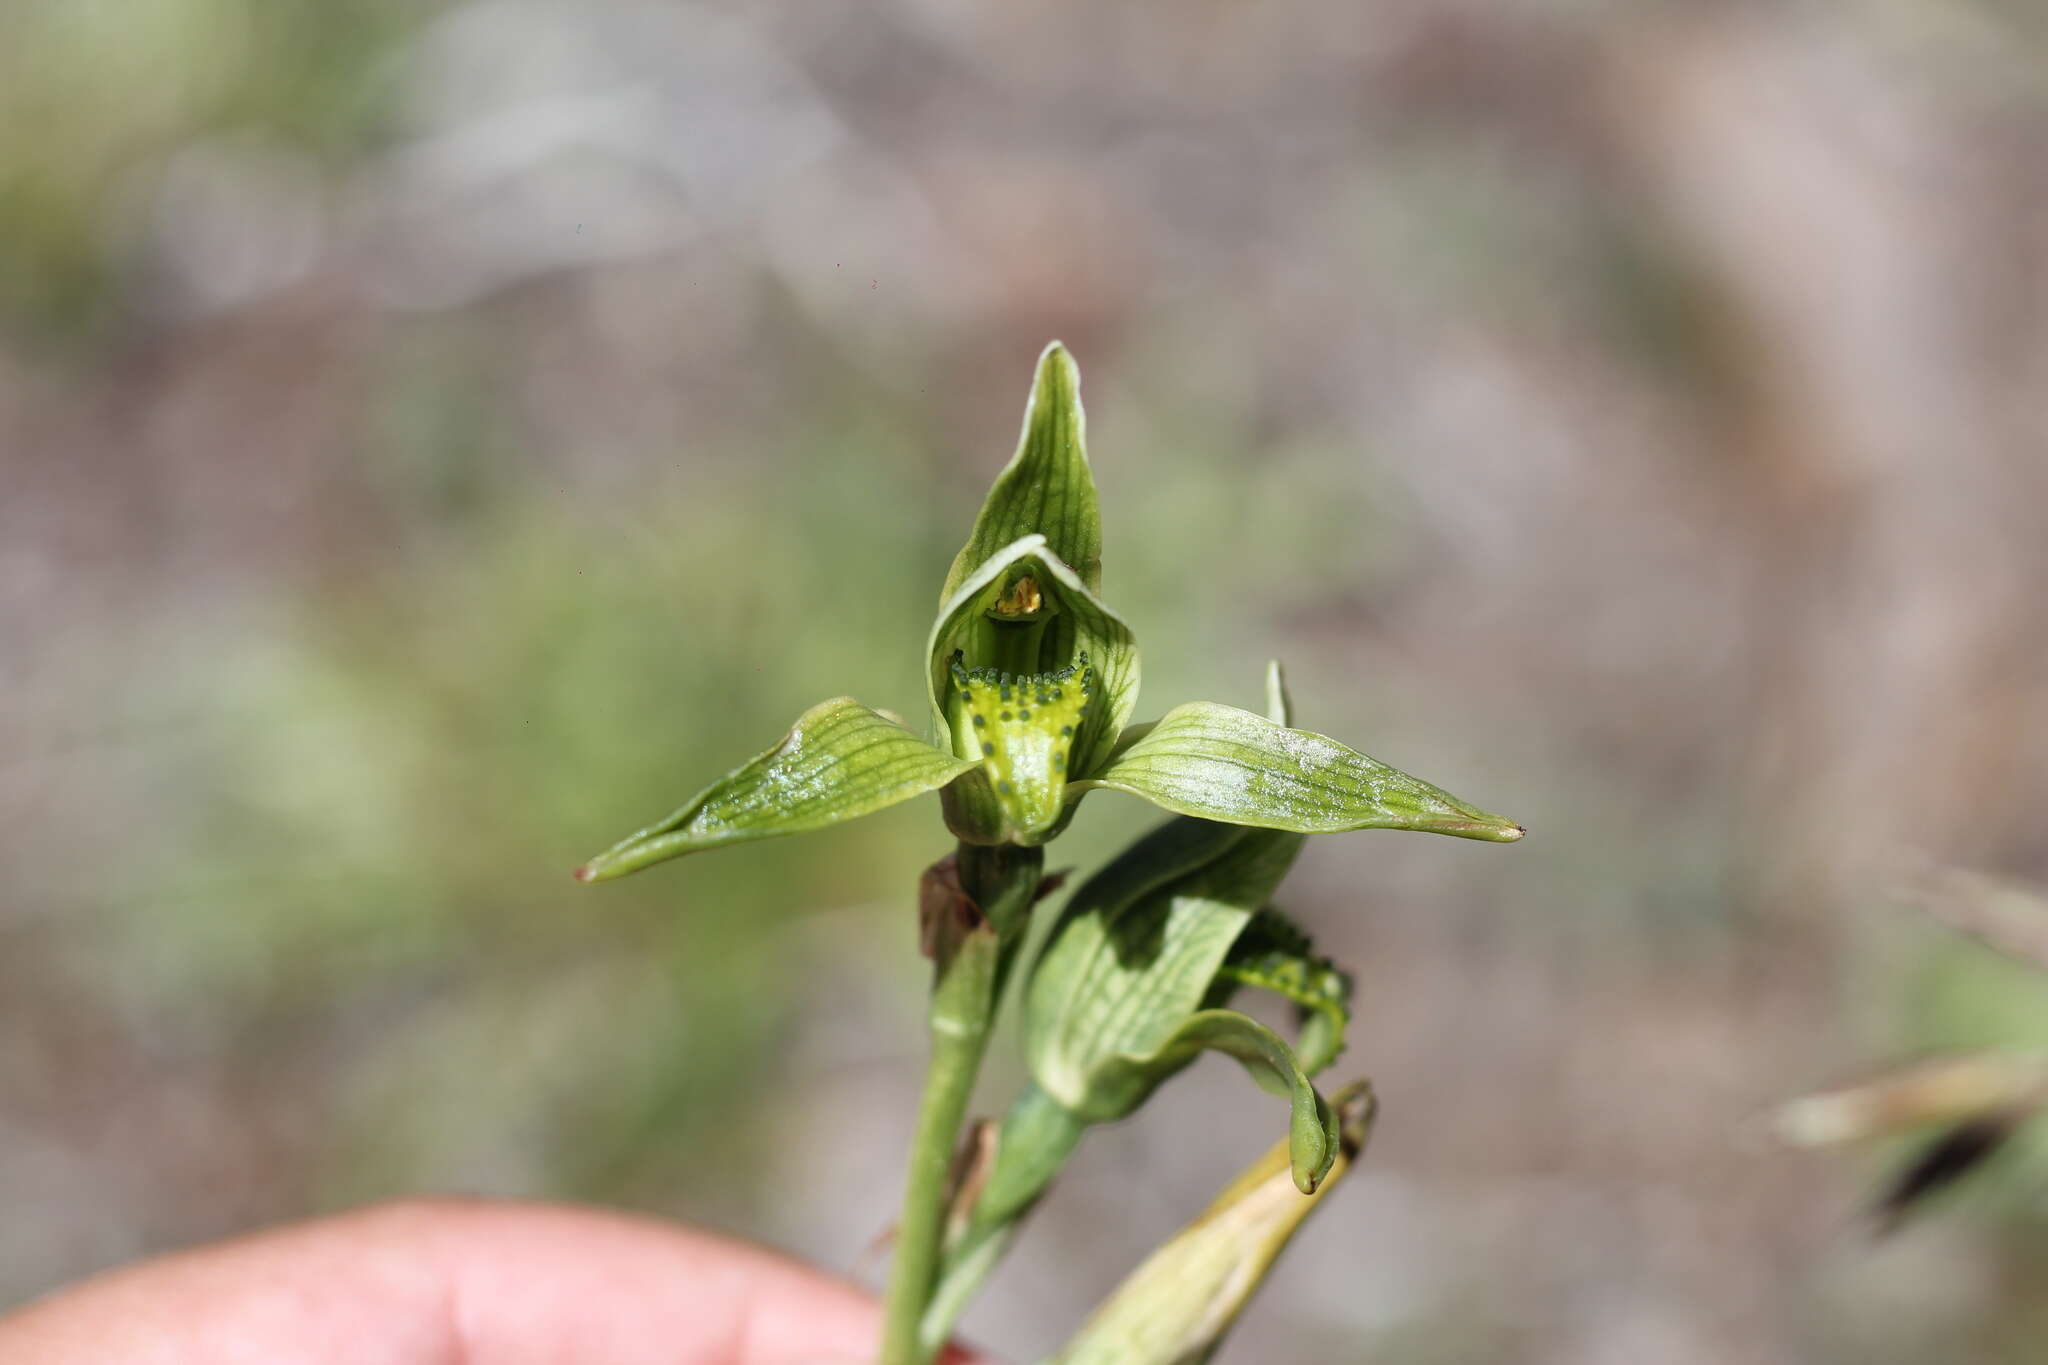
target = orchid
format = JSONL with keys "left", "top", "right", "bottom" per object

{"left": 574, "top": 343, "right": 1519, "bottom": 885}
{"left": 573, "top": 342, "right": 1522, "bottom": 1365}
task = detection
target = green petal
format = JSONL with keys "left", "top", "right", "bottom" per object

{"left": 942, "top": 341, "right": 1101, "bottom": 601}
{"left": 926, "top": 535, "right": 1139, "bottom": 842}
{"left": 1076, "top": 701, "right": 1524, "bottom": 842}
{"left": 573, "top": 698, "right": 973, "bottom": 882}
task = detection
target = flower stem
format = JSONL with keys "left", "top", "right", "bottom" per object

{"left": 919, "top": 1083, "right": 1086, "bottom": 1355}
{"left": 880, "top": 842, "right": 1044, "bottom": 1365}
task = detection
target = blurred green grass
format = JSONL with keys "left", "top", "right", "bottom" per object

{"left": 1, "top": 0, "right": 420, "bottom": 339}
{"left": 95, "top": 423, "right": 979, "bottom": 1210}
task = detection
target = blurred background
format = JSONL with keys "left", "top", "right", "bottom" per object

{"left": 6, "top": 2, "right": 2048, "bottom": 1361}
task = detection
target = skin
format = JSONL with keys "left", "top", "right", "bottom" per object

{"left": 0, "top": 1199, "right": 994, "bottom": 1365}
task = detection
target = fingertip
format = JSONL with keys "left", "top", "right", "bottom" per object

{"left": 0, "top": 1199, "right": 984, "bottom": 1365}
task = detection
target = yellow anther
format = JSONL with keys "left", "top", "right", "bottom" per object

{"left": 991, "top": 575, "right": 1044, "bottom": 619}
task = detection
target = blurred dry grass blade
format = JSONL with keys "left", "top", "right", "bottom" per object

{"left": 1049, "top": 1083, "right": 1375, "bottom": 1365}
{"left": 1767, "top": 865, "right": 2048, "bottom": 1231}
{"left": 1899, "top": 861, "right": 2048, "bottom": 974}
{"left": 1769, "top": 1052, "right": 2048, "bottom": 1233}
{"left": 1768, "top": 1052, "right": 2048, "bottom": 1149}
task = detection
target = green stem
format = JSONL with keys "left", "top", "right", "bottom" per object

{"left": 919, "top": 1083, "right": 1087, "bottom": 1356}
{"left": 880, "top": 842, "right": 1044, "bottom": 1365}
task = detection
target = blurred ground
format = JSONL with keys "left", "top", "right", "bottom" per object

{"left": 6, "top": 2, "right": 2048, "bottom": 1362}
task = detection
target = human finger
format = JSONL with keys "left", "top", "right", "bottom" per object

{"left": 0, "top": 1198, "right": 995, "bottom": 1365}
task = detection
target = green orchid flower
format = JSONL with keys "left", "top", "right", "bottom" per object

{"left": 575, "top": 342, "right": 1519, "bottom": 884}
{"left": 564, "top": 341, "right": 1528, "bottom": 1365}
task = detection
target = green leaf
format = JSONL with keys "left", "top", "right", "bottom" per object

{"left": 1077, "top": 701, "right": 1524, "bottom": 842}
{"left": 573, "top": 698, "right": 973, "bottom": 882}
{"left": 926, "top": 535, "right": 1139, "bottom": 843}
{"left": 1052, "top": 1083, "right": 1376, "bottom": 1365}
{"left": 942, "top": 341, "right": 1101, "bottom": 601}
{"left": 1026, "top": 819, "right": 1333, "bottom": 1184}
{"left": 1028, "top": 823, "right": 1299, "bottom": 1110}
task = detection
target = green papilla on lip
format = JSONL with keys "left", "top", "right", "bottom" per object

{"left": 947, "top": 652, "right": 1095, "bottom": 835}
